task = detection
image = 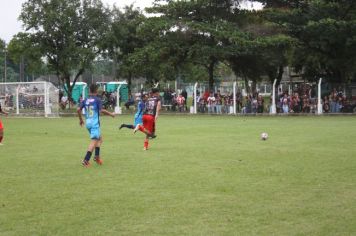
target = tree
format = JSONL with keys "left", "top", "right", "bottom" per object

{"left": 7, "top": 33, "right": 46, "bottom": 80}
{"left": 19, "top": 0, "right": 111, "bottom": 101}
{"left": 105, "top": 5, "right": 146, "bottom": 92}
{"left": 145, "top": 0, "right": 292, "bottom": 91}
{"left": 258, "top": 0, "right": 356, "bottom": 83}
{"left": 145, "top": 0, "right": 246, "bottom": 90}
{"left": 0, "top": 38, "right": 22, "bottom": 83}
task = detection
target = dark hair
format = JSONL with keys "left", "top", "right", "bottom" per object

{"left": 152, "top": 88, "right": 159, "bottom": 94}
{"left": 90, "top": 84, "right": 98, "bottom": 93}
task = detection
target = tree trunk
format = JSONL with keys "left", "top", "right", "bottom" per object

{"left": 276, "top": 65, "right": 284, "bottom": 87}
{"left": 62, "top": 75, "right": 72, "bottom": 108}
{"left": 207, "top": 59, "right": 216, "bottom": 91}
{"left": 251, "top": 79, "right": 257, "bottom": 94}
{"left": 244, "top": 76, "right": 250, "bottom": 94}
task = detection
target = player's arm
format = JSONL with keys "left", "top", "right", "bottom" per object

{"left": 155, "top": 100, "right": 161, "bottom": 121}
{"left": 100, "top": 108, "right": 115, "bottom": 118}
{"left": 77, "top": 107, "right": 84, "bottom": 126}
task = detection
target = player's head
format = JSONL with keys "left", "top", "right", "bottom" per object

{"left": 90, "top": 84, "right": 99, "bottom": 95}
{"left": 151, "top": 88, "right": 159, "bottom": 96}
{"left": 141, "top": 93, "right": 148, "bottom": 101}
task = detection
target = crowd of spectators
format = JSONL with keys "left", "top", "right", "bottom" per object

{"left": 100, "top": 91, "right": 117, "bottom": 109}
{"left": 275, "top": 84, "right": 356, "bottom": 114}
{"left": 55, "top": 83, "right": 356, "bottom": 114}
{"left": 162, "top": 89, "right": 188, "bottom": 112}
{"left": 322, "top": 88, "right": 355, "bottom": 113}
{"left": 195, "top": 90, "right": 239, "bottom": 114}
{"left": 275, "top": 84, "right": 317, "bottom": 114}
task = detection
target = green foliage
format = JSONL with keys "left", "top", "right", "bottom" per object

{"left": 142, "top": 0, "right": 248, "bottom": 89}
{"left": 9, "top": 0, "right": 356, "bottom": 87}
{"left": 0, "top": 38, "right": 20, "bottom": 82}
{"left": 19, "top": 0, "right": 111, "bottom": 98}
{"left": 7, "top": 33, "right": 46, "bottom": 76}
{"left": 259, "top": 0, "right": 356, "bottom": 82}
{"left": 143, "top": 0, "right": 293, "bottom": 90}
{"left": 104, "top": 5, "right": 147, "bottom": 90}
{"left": 91, "top": 59, "right": 113, "bottom": 76}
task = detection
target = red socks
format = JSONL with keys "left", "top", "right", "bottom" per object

{"left": 144, "top": 139, "right": 149, "bottom": 149}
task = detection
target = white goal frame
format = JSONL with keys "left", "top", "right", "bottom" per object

{"left": 0, "top": 81, "right": 59, "bottom": 117}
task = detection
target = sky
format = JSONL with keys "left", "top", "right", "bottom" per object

{"left": 0, "top": 0, "right": 262, "bottom": 44}
{"left": 0, "top": 0, "right": 154, "bottom": 43}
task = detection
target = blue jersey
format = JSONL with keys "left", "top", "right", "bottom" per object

{"left": 80, "top": 96, "right": 102, "bottom": 128}
{"left": 135, "top": 100, "right": 145, "bottom": 119}
{"left": 133, "top": 100, "right": 145, "bottom": 126}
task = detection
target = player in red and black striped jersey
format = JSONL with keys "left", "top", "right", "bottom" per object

{"left": 0, "top": 103, "right": 9, "bottom": 145}
{"left": 134, "top": 88, "right": 161, "bottom": 150}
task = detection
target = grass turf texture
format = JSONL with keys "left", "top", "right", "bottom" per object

{"left": 0, "top": 115, "right": 355, "bottom": 235}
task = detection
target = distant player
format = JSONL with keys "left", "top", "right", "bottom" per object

{"left": 0, "top": 103, "right": 9, "bottom": 145}
{"left": 134, "top": 88, "right": 161, "bottom": 150}
{"left": 119, "top": 93, "right": 148, "bottom": 130}
{"left": 77, "top": 84, "right": 115, "bottom": 167}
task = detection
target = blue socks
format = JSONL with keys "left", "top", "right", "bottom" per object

{"left": 84, "top": 151, "right": 92, "bottom": 162}
{"left": 95, "top": 147, "right": 100, "bottom": 157}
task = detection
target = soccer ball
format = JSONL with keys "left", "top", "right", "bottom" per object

{"left": 260, "top": 132, "right": 268, "bottom": 140}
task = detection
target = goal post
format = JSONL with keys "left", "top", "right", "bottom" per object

{"left": 0, "top": 82, "right": 59, "bottom": 117}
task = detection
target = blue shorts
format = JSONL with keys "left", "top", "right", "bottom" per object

{"left": 87, "top": 126, "right": 101, "bottom": 140}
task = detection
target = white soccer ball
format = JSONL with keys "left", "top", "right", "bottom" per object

{"left": 260, "top": 132, "right": 268, "bottom": 140}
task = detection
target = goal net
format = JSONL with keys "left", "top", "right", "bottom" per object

{"left": 0, "top": 82, "right": 59, "bottom": 117}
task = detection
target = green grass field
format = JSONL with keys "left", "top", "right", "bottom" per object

{"left": 1, "top": 115, "right": 356, "bottom": 235}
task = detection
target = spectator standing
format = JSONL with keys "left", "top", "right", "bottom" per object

{"left": 323, "top": 96, "right": 330, "bottom": 113}
{"left": 207, "top": 92, "right": 216, "bottom": 114}
{"left": 257, "top": 95, "right": 264, "bottom": 113}
{"left": 223, "top": 94, "right": 231, "bottom": 114}
{"left": 302, "top": 95, "right": 310, "bottom": 113}
{"left": 181, "top": 89, "right": 188, "bottom": 111}
{"left": 282, "top": 94, "right": 289, "bottom": 113}
{"left": 215, "top": 90, "right": 222, "bottom": 114}
{"left": 176, "top": 93, "right": 185, "bottom": 112}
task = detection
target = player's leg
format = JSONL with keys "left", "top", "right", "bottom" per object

{"left": 143, "top": 116, "right": 154, "bottom": 150}
{"left": 0, "top": 129, "right": 4, "bottom": 145}
{"left": 82, "top": 127, "right": 100, "bottom": 167}
{"left": 119, "top": 124, "right": 134, "bottom": 129}
{"left": 94, "top": 136, "right": 103, "bottom": 165}
{"left": 144, "top": 135, "right": 149, "bottom": 151}
{"left": 0, "top": 121, "right": 4, "bottom": 145}
{"left": 82, "top": 139, "right": 98, "bottom": 167}
{"left": 149, "top": 120, "right": 157, "bottom": 139}
{"left": 134, "top": 115, "right": 152, "bottom": 136}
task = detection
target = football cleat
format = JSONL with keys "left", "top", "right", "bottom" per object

{"left": 82, "top": 160, "right": 91, "bottom": 167}
{"left": 94, "top": 156, "right": 103, "bottom": 165}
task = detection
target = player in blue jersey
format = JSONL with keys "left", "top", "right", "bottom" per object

{"left": 119, "top": 93, "right": 148, "bottom": 130}
{"left": 77, "top": 84, "right": 115, "bottom": 167}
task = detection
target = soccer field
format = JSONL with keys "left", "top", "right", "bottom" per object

{"left": 1, "top": 115, "right": 355, "bottom": 235}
